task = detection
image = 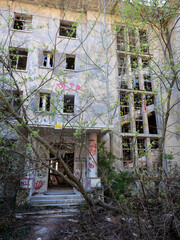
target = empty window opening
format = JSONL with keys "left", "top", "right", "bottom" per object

{"left": 144, "top": 74, "right": 152, "bottom": 91}
{"left": 63, "top": 95, "right": 74, "bottom": 113}
{"left": 59, "top": 21, "right": 76, "bottom": 38}
{"left": 146, "top": 95, "right": 154, "bottom": 106}
{"left": 136, "top": 117, "right": 144, "bottom": 133}
{"left": 39, "top": 93, "right": 51, "bottom": 111}
{"left": 148, "top": 111, "right": 157, "bottom": 134}
{"left": 132, "top": 76, "right": 140, "bottom": 90}
{"left": 43, "top": 52, "right": 53, "bottom": 68}
{"left": 117, "top": 28, "right": 125, "bottom": 51}
{"left": 118, "top": 55, "right": 126, "bottom": 76}
{"left": 122, "top": 122, "right": 131, "bottom": 133}
{"left": 139, "top": 30, "right": 149, "bottom": 54}
{"left": 129, "top": 30, "right": 136, "bottom": 52}
{"left": 137, "top": 138, "right": 146, "bottom": 157}
{"left": 120, "top": 93, "right": 130, "bottom": 115}
{"left": 119, "top": 80, "right": 128, "bottom": 89}
{"left": 66, "top": 55, "right": 75, "bottom": 70}
{"left": 13, "top": 13, "right": 32, "bottom": 31}
{"left": 131, "top": 57, "right": 138, "bottom": 71}
{"left": 142, "top": 57, "right": 150, "bottom": 68}
{"left": 134, "top": 94, "right": 142, "bottom": 110}
{"left": 150, "top": 138, "right": 159, "bottom": 149}
{"left": 122, "top": 138, "right": 134, "bottom": 168}
{"left": 9, "top": 48, "right": 28, "bottom": 70}
{"left": 3, "top": 90, "right": 22, "bottom": 113}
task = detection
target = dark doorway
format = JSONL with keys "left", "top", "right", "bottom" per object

{"left": 48, "top": 153, "right": 74, "bottom": 188}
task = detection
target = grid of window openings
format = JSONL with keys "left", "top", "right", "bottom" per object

{"left": 117, "top": 27, "right": 159, "bottom": 170}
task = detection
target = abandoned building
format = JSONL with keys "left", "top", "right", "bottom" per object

{"left": 0, "top": 0, "right": 179, "bottom": 205}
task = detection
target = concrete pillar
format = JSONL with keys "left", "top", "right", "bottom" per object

{"left": 88, "top": 132, "right": 101, "bottom": 189}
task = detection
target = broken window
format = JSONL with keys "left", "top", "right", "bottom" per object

{"left": 131, "top": 56, "right": 138, "bottom": 72}
{"left": 43, "top": 52, "right": 53, "bottom": 68}
{"left": 118, "top": 55, "right": 127, "bottom": 76}
{"left": 39, "top": 93, "right": 51, "bottom": 112}
{"left": 117, "top": 28, "right": 125, "bottom": 51}
{"left": 13, "top": 13, "right": 32, "bottom": 31}
{"left": 129, "top": 30, "right": 136, "bottom": 52}
{"left": 139, "top": 30, "right": 149, "bottom": 54}
{"left": 66, "top": 55, "right": 75, "bottom": 70}
{"left": 63, "top": 95, "right": 74, "bottom": 113}
{"left": 59, "top": 21, "right": 76, "bottom": 38}
{"left": 122, "top": 122, "right": 131, "bottom": 133}
{"left": 136, "top": 116, "right": 144, "bottom": 133}
{"left": 120, "top": 93, "right": 130, "bottom": 116}
{"left": 122, "top": 138, "right": 133, "bottom": 167}
{"left": 9, "top": 48, "right": 28, "bottom": 70}
{"left": 137, "top": 138, "right": 146, "bottom": 157}
{"left": 134, "top": 94, "right": 142, "bottom": 110}
{"left": 146, "top": 95, "right": 154, "bottom": 106}
{"left": 144, "top": 73, "right": 152, "bottom": 91}
{"left": 148, "top": 111, "right": 157, "bottom": 134}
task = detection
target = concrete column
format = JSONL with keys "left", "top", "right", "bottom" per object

{"left": 88, "top": 132, "right": 100, "bottom": 188}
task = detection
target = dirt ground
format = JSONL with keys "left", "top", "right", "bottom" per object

{"left": 0, "top": 207, "right": 134, "bottom": 240}
{"left": 24, "top": 216, "right": 79, "bottom": 240}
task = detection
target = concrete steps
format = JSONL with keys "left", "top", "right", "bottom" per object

{"left": 30, "top": 191, "right": 85, "bottom": 207}
{"left": 16, "top": 209, "right": 80, "bottom": 219}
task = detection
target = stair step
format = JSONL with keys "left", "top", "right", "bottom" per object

{"left": 31, "top": 203, "right": 84, "bottom": 207}
{"left": 31, "top": 194, "right": 83, "bottom": 200}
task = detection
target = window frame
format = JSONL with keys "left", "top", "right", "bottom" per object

{"left": 63, "top": 95, "right": 75, "bottom": 114}
{"left": 42, "top": 52, "right": 54, "bottom": 68}
{"left": 59, "top": 20, "right": 77, "bottom": 38}
{"left": 13, "top": 13, "right": 32, "bottom": 31}
{"left": 66, "top": 55, "right": 76, "bottom": 70}
{"left": 39, "top": 93, "right": 51, "bottom": 112}
{"left": 9, "top": 48, "right": 28, "bottom": 70}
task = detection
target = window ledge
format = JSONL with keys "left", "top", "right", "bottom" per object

{"left": 13, "top": 69, "right": 28, "bottom": 73}
{"left": 58, "top": 36, "right": 78, "bottom": 40}
{"left": 39, "top": 66, "right": 53, "bottom": 70}
{"left": 11, "top": 28, "right": 32, "bottom": 33}
{"left": 63, "top": 69, "right": 78, "bottom": 72}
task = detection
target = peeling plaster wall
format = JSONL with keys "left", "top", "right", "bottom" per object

{"left": 0, "top": 0, "right": 180, "bottom": 175}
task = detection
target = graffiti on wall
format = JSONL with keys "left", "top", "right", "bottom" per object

{"left": 89, "top": 142, "right": 97, "bottom": 156}
{"left": 56, "top": 81, "right": 83, "bottom": 92}
{"left": 34, "top": 180, "right": 45, "bottom": 190}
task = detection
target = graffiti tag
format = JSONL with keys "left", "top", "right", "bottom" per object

{"left": 56, "top": 81, "right": 83, "bottom": 92}
{"left": 34, "top": 180, "right": 45, "bottom": 190}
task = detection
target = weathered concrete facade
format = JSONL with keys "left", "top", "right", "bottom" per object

{"left": 0, "top": 0, "right": 179, "bottom": 197}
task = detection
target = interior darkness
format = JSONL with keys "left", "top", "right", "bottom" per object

{"left": 63, "top": 95, "right": 74, "bottom": 113}
{"left": 66, "top": 56, "right": 75, "bottom": 69}
{"left": 148, "top": 111, "right": 157, "bottom": 134}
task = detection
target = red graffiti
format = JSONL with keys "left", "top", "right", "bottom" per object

{"left": 143, "top": 96, "right": 147, "bottom": 111}
{"left": 89, "top": 162, "right": 95, "bottom": 168}
{"left": 90, "top": 143, "right": 97, "bottom": 156}
{"left": 89, "top": 139, "right": 95, "bottom": 142}
{"left": 34, "top": 180, "right": 45, "bottom": 190}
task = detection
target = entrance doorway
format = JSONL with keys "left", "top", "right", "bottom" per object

{"left": 48, "top": 153, "right": 74, "bottom": 189}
